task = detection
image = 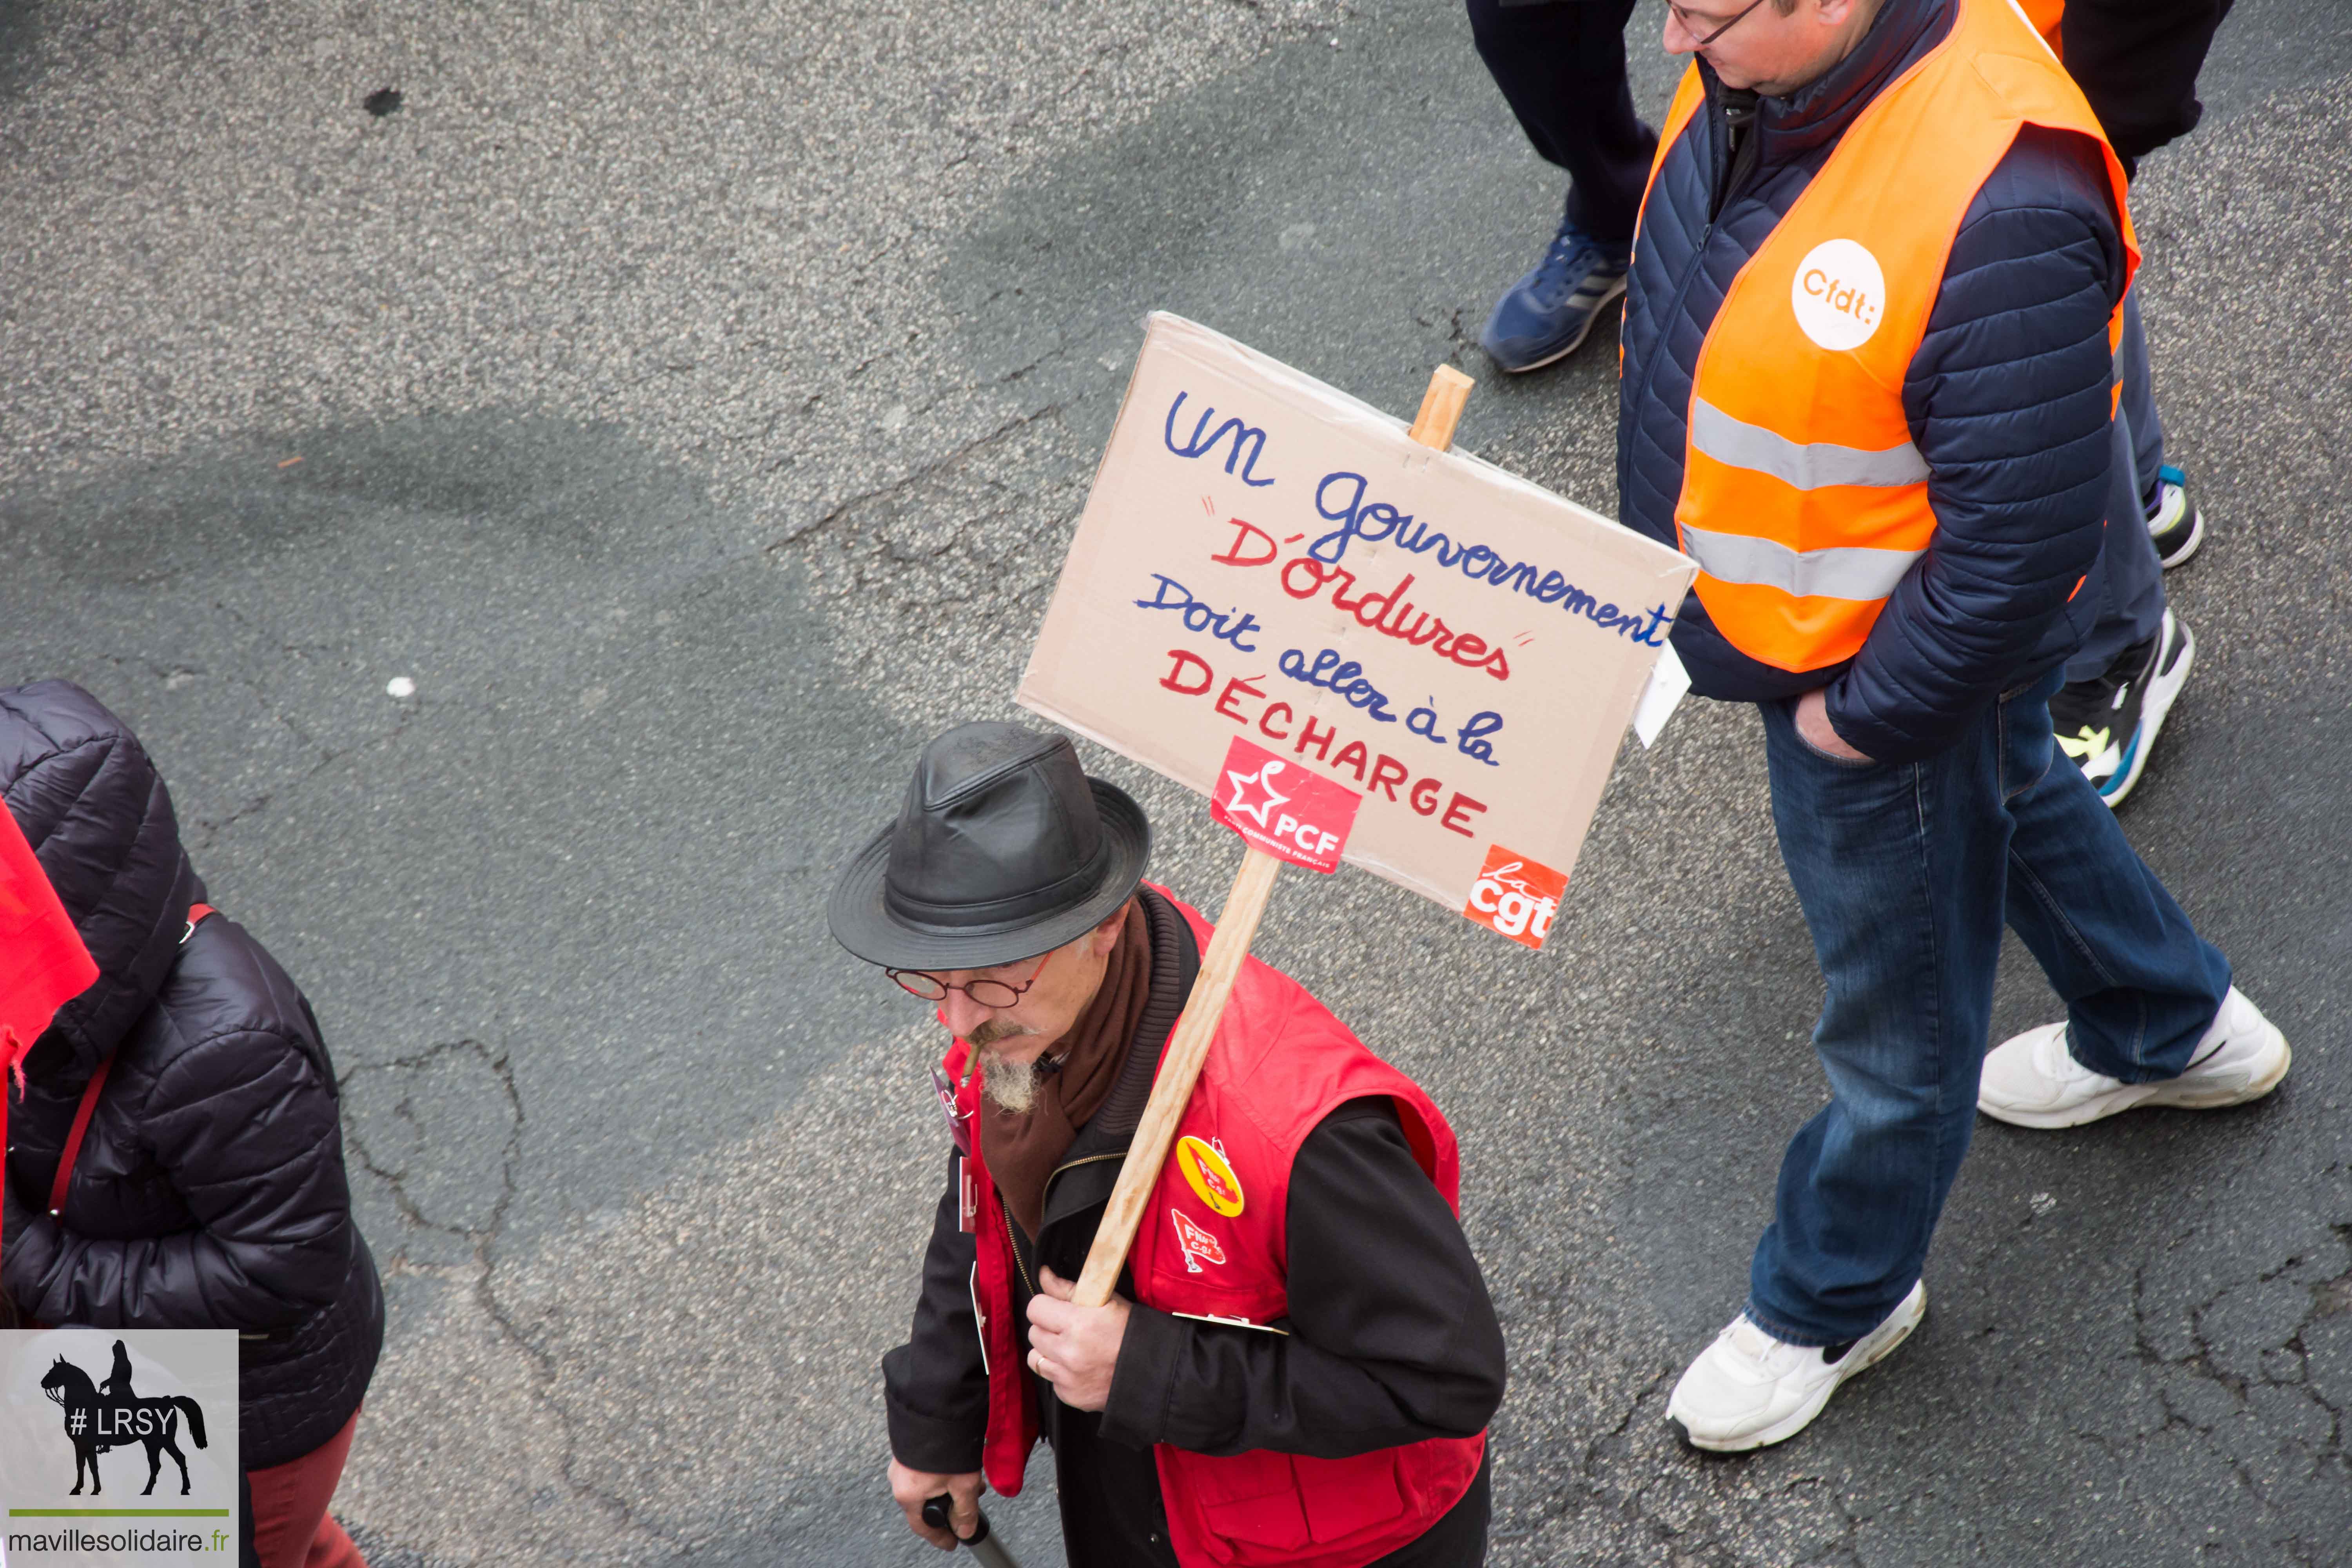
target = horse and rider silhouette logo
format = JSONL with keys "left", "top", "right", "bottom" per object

{"left": 36, "top": 1339, "right": 209, "bottom": 1496}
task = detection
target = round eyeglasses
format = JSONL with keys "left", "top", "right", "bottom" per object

{"left": 887, "top": 947, "right": 1054, "bottom": 1009}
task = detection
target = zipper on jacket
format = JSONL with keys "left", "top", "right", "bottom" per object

{"left": 1710, "top": 82, "right": 1762, "bottom": 221}
{"left": 1042, "top": 1151, "right": 1123, "bottom": 1210}
{"left": 997, "top": 1150, "right": 1125, "bottom": 1307}
{"left": 999, "top": 1205, "right": 1034, "bottom": 1299}
{"left": 1628, "top": 73, "right": 1757, "bottom": 461}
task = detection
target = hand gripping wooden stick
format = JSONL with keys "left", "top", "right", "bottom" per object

{"left": 1071, "top": 363, "right": 1476, "bottom": 1308}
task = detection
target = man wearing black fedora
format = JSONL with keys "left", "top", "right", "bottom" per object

{"left": 833, "top": 722, "right": 1505, "bottom": 1568}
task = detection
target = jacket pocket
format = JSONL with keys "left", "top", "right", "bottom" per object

{"left": 1186, "top": 1450, "right": 1408, "bottom": 1557}
{"left": 1292, "top": 1451, "right": 1404, "bottom": 1543}
{"left": 1194, "top": 1461, "right": 1312, "bottom": 1555}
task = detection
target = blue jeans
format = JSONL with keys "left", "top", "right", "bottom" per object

{"left": 1746, "top": 670, "right": 2231, "bottom": 1345}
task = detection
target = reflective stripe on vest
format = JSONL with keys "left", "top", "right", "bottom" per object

{"left": 2016, "top": 0, "right": 2065, "bottom": 56}
{"left": 1677, "top": 521, "right": 1924, "bottom": 603}
{"left": 1642, "top": 0, "right": 2136, "bottom": 673}
{"left": 1690, "top": 397, "right": 1929, "bottom": 491}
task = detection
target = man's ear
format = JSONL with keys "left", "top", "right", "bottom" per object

{"left": 1089, "top": 899, "right": 1134, "bottom": 955}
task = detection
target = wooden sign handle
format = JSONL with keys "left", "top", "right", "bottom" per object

{"left": 1408, "top": 364, "right": 1474, "bottom": 449}
{"left": 1073, "top": 844, "right": 1281, "bottom": 1305}
{"left": 1071, "top": 363, "right": 1475, "bottom": 1309}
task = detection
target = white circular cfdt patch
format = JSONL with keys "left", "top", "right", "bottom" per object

{"left": 1790, "top": 238, "right": 1886, "bottom": 351}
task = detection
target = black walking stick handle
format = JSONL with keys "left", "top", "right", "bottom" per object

{"left": 922, "top": 1495, "right": 1021, "bottom": 1566}
{"left": 920, "top": 1495, "right": 987, "bottom": 1543}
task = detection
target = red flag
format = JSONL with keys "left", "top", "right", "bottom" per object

{"left": 0, "top": 804, "right": 98, "bottom": 1287}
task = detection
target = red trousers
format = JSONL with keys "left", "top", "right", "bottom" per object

{"left": 247, "top": 1407, "right": 367, "bottom": 1568}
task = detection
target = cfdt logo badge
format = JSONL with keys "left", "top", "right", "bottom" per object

{"left": 1463, "top": 844, "right": 1566, "bottom": 951}
{"left": 1790, "top": 237, "right": 1886, "bottom": 351}
{"left": 1209, "top": 735, "right": 1361, "bottom": 874}
{"left": 1, "top": 1329, "right": 238, "bottom": 1565}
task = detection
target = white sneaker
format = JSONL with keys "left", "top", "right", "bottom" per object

{"left": 1666, "top": 1282, "right": 1925, "bottom": 1452}
{"left": 1978, "top": 986, "right": 2289, "bottom": 1129}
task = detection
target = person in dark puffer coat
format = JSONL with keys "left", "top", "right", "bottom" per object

{"left": 0, "top": 680, "right": 382, "bottom": 1568}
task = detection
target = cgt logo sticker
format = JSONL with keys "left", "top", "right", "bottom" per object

{"left": 1209, "top": 735, "right": 1361, "bottom": 873}
{"left": 1462, "top": 844, "right": 1566, "bottom": 950}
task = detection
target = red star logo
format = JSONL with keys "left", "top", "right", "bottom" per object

{"left": 1223, "top": 759, "right": 1290, "bottom": 828}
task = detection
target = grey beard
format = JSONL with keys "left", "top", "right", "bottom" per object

{"left": 979, "top": 1048, "right": 1047, "bottom": 1114}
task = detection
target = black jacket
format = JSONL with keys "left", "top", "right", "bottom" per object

{"left": 0, "top": 681, "right": 383, "bottom": 1470}
{"left": 884, "top": 888, "right": 1505, "bottom": 1567}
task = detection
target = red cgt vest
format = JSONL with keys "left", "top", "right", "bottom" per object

{"left": 952, "top": 886, "right": 1484, "bottom": 1568}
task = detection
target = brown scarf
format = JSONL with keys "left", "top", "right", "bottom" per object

{"left": 980, "top": 902, "right": 1151, "bottom": 1240}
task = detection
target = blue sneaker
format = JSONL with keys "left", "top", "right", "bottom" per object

{"left": 1478, "top": 219, "right": 1632, "bottom": 373}
{"left": 2145, "top": 463, "right": 2205, "bottom": 569}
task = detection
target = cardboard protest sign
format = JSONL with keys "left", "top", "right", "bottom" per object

{"left": 1018, "top": 312, "right": 1696, "bottom": 948}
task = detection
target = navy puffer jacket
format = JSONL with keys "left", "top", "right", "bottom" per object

{"left": 1618, "top": 0, "right": 2129, "bottom": 762}
{"left": 0, "top": 681, "right": 383, "bottom": 1469}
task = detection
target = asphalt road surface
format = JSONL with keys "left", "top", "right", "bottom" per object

{"left": 3, "top": 1, "right": 2347, "bottom": 1563}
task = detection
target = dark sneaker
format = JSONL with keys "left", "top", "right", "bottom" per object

{"left": 1478, "top": 219, "right": 1632, "bottom": 373}
{"left": 2051, "top": 609, "right": 2195, "bottom": 807}
{"left": 2146, "top": 463, "right": 2204, "bottom": 569}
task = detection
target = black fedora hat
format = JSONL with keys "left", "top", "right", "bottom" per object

{"left": 829, "top": 722, "right": 1151, "bottom": 970}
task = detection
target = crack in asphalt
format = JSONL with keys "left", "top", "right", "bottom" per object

{"left": 155, "top": 615, "right": 423, "bottom": 854}
{"left": 188, "top": 697, "right": 414, "bottom": 853}
{"left": 764, "top": 399, "right": 1071, "bottom": 555}
{"left": 2081, "top": 1224, "right": 2352, "bottom": 1558}
{"left": 343, "top": 1040, "right": 690, "bottom": 1553}
{"left": 1494, "top": 1204, "right": 2351, "bottom": 1566}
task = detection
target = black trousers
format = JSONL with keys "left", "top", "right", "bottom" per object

{"left": 2061, "top": 0, "right": 2237, "bottom": 175}
{"left": 1465, "top": 0, "right": 1653, "bottom": 243}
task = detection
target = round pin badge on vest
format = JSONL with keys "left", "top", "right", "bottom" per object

{"left": 1175, "top": 1134, "right": 1245, "bottom": 1218}
{"left": 1790, "top": 237, "right": 1887, "bottom": 351}
{"left": 921, "top": 1496, "right": 1024, "bottom": 1568}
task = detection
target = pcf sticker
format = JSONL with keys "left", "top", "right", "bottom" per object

{"left": 1208, "top": 735, "right": 1361, "bottom": 874}
{"left": 1175, "top": 1135, "right": 1245, "bottom": 1218}
{"left": 1790, "top": 238, "right": 1885, "bottom": 351}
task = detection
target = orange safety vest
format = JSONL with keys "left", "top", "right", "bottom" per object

{"left": 1641, "top": 0, "right": 2135, "bottom": 674}
{"left": 2020, "top": 0, "right": 2064, "bottom": 56}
